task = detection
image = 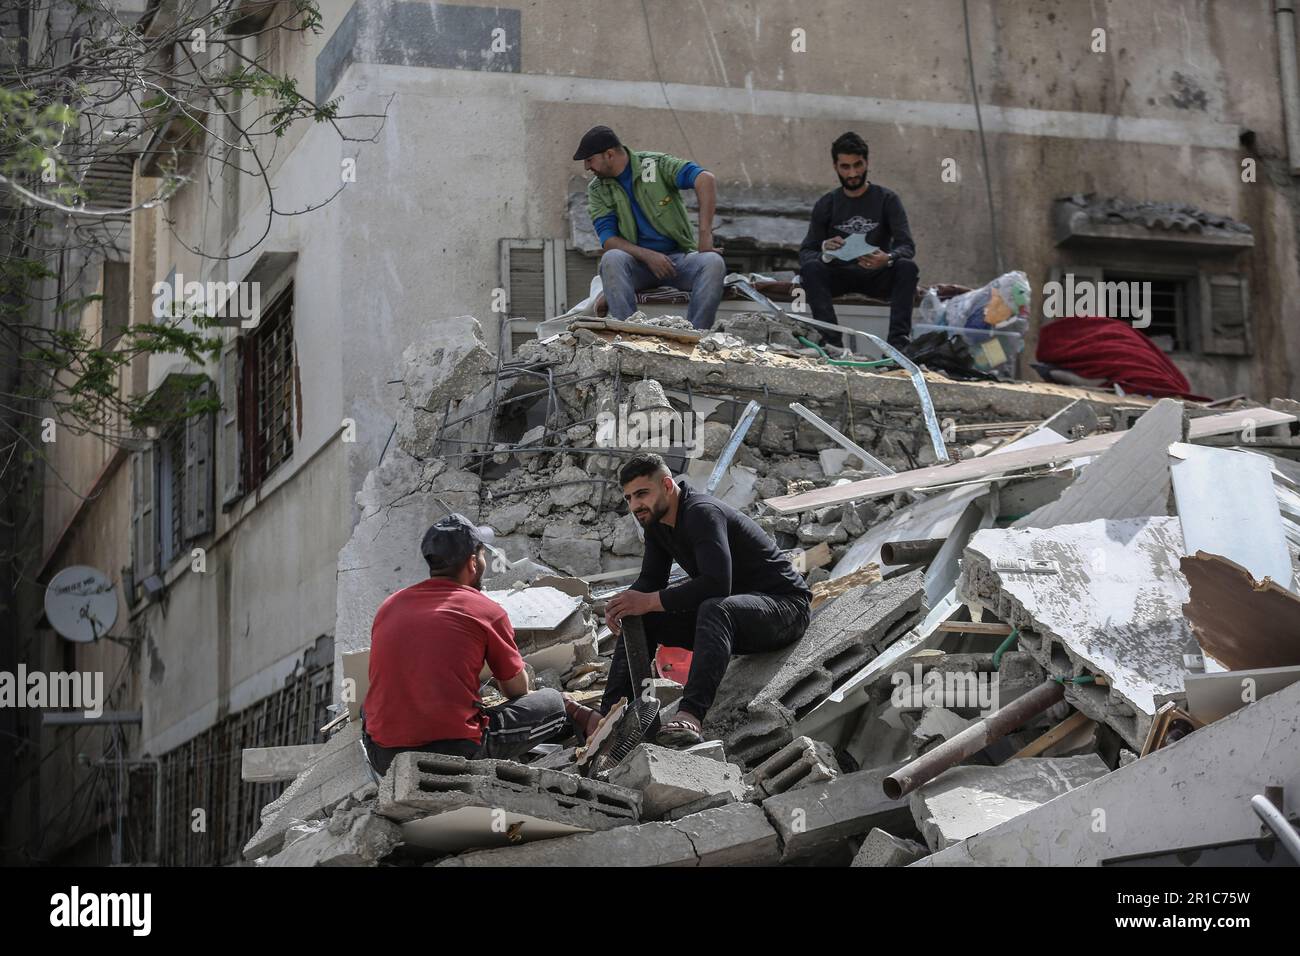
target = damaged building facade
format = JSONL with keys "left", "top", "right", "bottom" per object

{"left": 8, "top": 0, "right": 1300, "bottom": 865}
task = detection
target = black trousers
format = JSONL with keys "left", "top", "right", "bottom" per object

{"left": 800, "top": 257, "right": 920, "bottom": 349}
{"left": 601, "top": 592, "right": 811, "bottom": 723}
{"left": 362, "top": 688, "right": 571, "bottom": 777}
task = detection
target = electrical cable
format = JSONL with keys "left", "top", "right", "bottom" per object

{"left": 962, "top": 0, "right": 1004, "bottom": 274}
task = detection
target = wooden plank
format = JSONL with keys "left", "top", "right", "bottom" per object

{"left": 1010, "top": 711, "right": 1093, "bottom": 760}
{"left": 765, "top": 407, "right": 1296, "bottom": 514}
{"left": 935, "top": 621, "right": 1014, "bottom": 636}
{"left": 766, "top": 431, "right": 1120, "bottom": 513}
{"left": 790, "top": 541, "right": 833, "bottom": 573}
{"left": 570, "top": 319, "right": 704, "bottom": 343}
{"left": 1187, "top": 406, "right": 1294, "bottom": 438}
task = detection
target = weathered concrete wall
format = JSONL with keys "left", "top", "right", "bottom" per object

{"left": 137, "top": 439, "right": 350, "bottom": 757}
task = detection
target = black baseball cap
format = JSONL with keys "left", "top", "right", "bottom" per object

{"left": 421, "top": 513, "right": 487, "bottom": 572}
{"left": 573, "top": 125, "right": 621, "bottom": 160}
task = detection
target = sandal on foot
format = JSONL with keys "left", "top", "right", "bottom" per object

{"left": 655, "top": 718, "right": 703, "bottom": 749}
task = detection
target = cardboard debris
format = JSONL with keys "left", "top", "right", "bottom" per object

{"left": 1180, "top": 551, "right": 1300, "bottom": 670}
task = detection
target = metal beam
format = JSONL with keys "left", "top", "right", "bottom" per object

{"left": 41, "top": 710, "right": 142, "bottom": 726}
{"left": 705, "top": 399, "right": 761, "bottom": 494}
{"left": 789, "top": 402, "right": 894, "bottom": 476}
{"left": 726, "top": 277, "right": 949, "bottom": 463}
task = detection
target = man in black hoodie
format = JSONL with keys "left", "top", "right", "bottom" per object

{"left": 799, "top": 131, "right": 919, "bottom": 350}
{"left": 601, "top": 454, "right": 812, "bottom": 747}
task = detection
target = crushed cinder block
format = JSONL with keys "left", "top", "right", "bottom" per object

{"left": 648, "top": 677, "right": 683, "bottom": 707}
{"left": 663, "top": 791, "right": 737, "bottom": 821}
{"left": 760, "top": 763, "right": 911, "bottom": 862}
{"left": 376, "top": 751, "right": 640, "bottom": 853}
{"left": 244, "top": 721, "right": 375, "bottom": 860}
{"left": 852, "top": 828, "right": 929, "bottom": 867}
{"left": 960, "top": 517, "right": 1191, "bottom": 750}
{"left": 606, "top": 744, "right": 746, "bottom": 819}
{"left": 909, "top": 754, "right": 1110, "bottom": 852}
{"left": 437, "top": 802, "right": 780, "bottom": 867}
{"left": 704, "top": 572, "right": 926, "bottom": 768}
{"left": 743, "top": 735, "right": 840, "bottom": 798}
{"left": 908, "top": 708, "right": 975, "bottom": 755}
{"left": 684, "top": 739, "right": 727, "bottom": 762}
{"left": 264, "top": 807, "right": 402, "bottom": 867}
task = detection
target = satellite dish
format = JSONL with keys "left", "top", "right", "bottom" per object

{"left": 45, "top": 566, "right": 118, "bottom": 643}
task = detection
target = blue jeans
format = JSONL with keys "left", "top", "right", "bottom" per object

{"left": 599, "top": 248, "right": 726, "bottom": 330}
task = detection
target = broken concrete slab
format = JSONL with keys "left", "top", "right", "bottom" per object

{"left": 264, "top": 807, "right": 402, "bottom": 867}
{"left": 960, "top": 517, "right": 1191, "bottom": 749}
{"left": 437, "top": 802, "right": 779, "bottom": 867}
{"left": 377, "top": 752, "right": 641, "bottom": 853}
{"left": 395, "top": 315, "right": 495, "bottom": 456}
{"left": 241, "top": 744, "right": 323, "bottom": 783}
{"left": 909, "top": 708, "right": 976, "bottom": 754}
{"left": 684, "top": 739, "right": 726, "bottom": 762}
{"left": 703, "top": 572, "right": 926, "bottom": 767}
{"left": 539, "top": 523, "right": 604, "bottom": 576}
{"left": 483, "top": 585, "right": 589, "bottom": 655}
{"left": 918, "top": 679, "right": 1300, "bottom": 866}
{"left": 742, "top": 735, "right": 840, "bottom": 799}
{"left": 606, "top": 744, "right": 747, "bottom": 819}
{"left": 244, "top": 721, "right": 375, "bottom": 860}
{"left": 1014, "top": 397, "right": 1186, "bottom": 529}
{"left": 852, "top": 828, "right": 929, "bottom": 867}
{"left": 909, "top": 754, "right": 1110, "bottom": 852}
{"left": 760, "top": 763, "right": 911, "bottom": 862}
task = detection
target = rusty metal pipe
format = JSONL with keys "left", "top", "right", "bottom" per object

{"left": 881, "top": 538, "right": 947, "bottom": 566}
{"left": 882, "top": 678, "right": 1065, "bottom": 800}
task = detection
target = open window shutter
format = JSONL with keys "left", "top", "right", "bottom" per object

{"left": 132, "top": 446, "right": 157, "bottom": 583}
{"left": 184, "top": 381, "right": 215, "bottom": 539}
{"left": 1199, "top": 273, "right": 1252, "bottom": 356}
{"left": 219, "top": 342, "right": 243, "bottom": 507}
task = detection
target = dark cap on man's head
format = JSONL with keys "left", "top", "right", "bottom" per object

{"left": 573, "top": 125, "right": 621, "bottom": 160}
{"left": 421, "top": 513, "right": 487, "bottom": 572}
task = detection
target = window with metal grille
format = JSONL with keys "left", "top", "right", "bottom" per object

{"left": 1103, "top": 273, "right": 1188, "bottom": 352}
{"left": 246, "top": 286, "right": 295, "bottom": 488}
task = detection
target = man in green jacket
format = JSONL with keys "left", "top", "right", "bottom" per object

{"left": 575, "top": 125, "right": 725, "bottom": 330}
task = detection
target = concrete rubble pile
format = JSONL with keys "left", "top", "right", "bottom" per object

{"left": 241, "top": 314, "right": 1300, "bottom": 867}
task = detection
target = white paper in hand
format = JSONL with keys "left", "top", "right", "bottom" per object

{"left": 825, "top": 233, "right": 882, "bottom": 261}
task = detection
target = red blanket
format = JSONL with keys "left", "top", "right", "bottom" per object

{"left": 1036, "top": 316, "right": 1206, "bottom": 400}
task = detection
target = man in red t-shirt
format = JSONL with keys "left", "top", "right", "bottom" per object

{"left": 362, "top": 514, "right": 601, "bottom": 776}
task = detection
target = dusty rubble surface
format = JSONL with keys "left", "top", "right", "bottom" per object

{"left": 245, "top": 314, "right": 1300, "bottom": 867}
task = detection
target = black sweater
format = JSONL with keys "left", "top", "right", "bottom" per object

{"left": 630, "top": 481, "right": 811, "bottom": 612}
{"left": 799, "top": 183, "right": 916, "bottom": 269}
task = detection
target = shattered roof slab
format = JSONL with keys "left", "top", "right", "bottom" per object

{"left": 959, "top": 517, "right": 1193, "bottom": 749}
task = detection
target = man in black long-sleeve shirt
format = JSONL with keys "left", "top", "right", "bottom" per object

{"left": 602, "top": 454, "right": 811, "bottom": 747}
{"left": 799, "top": 131, "right": 919, "bottom": 350}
